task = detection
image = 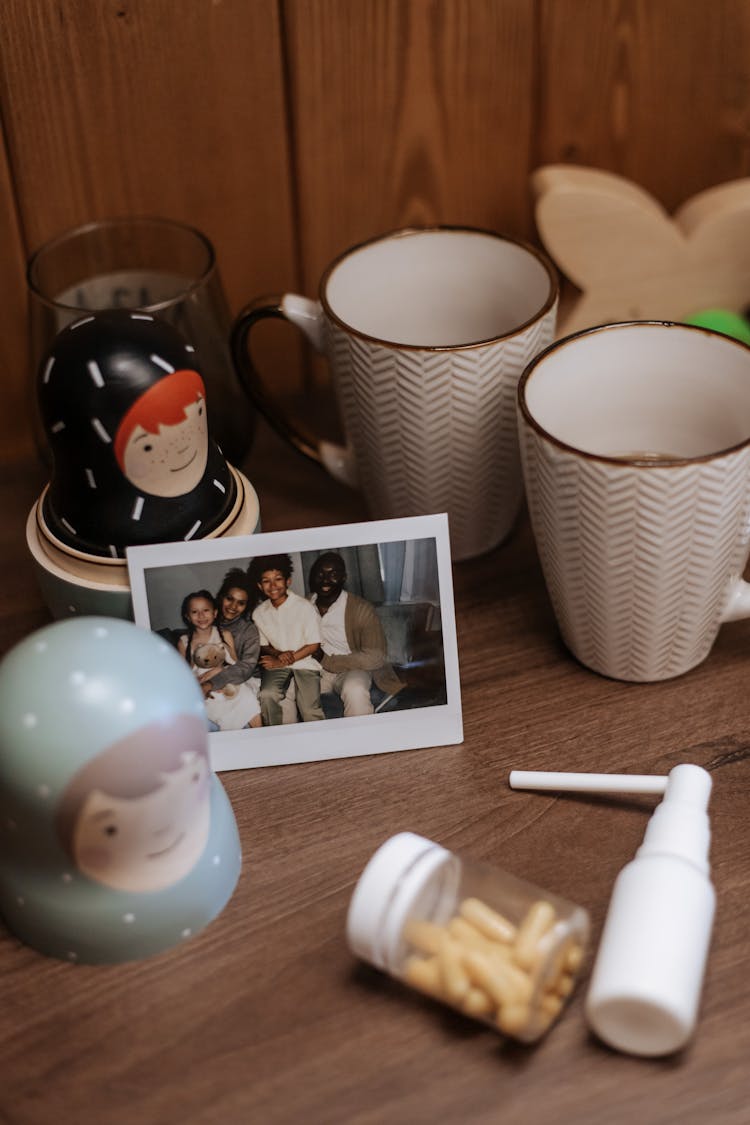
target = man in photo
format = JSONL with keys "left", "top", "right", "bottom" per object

{"left": 250, "top": 553, "right": 324, "bottom": 725}
{"left": 309, "top": 551, "right": 404, "bottom": 717}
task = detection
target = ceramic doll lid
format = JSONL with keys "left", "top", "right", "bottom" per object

{"left": 0, "top": 617, "right": 242, "bottom": 964}
{"left": 38, "top": 309, "right": 237, "bottom": 559}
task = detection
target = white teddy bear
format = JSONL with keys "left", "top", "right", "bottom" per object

{"left": 191, "top": 643, "right": 238, "bottom": 698}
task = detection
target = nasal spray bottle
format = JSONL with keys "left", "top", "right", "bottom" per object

{"left": 510, "top": 764, "right": 715, "bottom": 1057}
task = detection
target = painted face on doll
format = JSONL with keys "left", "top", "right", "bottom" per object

{"left": 121, "top": 395, "right": 208, "bottom": 498}
{"left": 71, "top": 749, "right": 211, "bottom": 893}
{"left": 58, "top": 713, "right": 213, "bottom": 894}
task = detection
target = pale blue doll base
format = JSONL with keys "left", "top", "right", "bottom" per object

{"left": 0, "top": 778, "right": 241, "bottom": 964}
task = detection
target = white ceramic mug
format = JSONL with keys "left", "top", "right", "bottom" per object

{"left": 517, "top": 321, "right": 750, "bottom": 682}
{"left": 232, "top": 227, "right": 558, "bottom": 560}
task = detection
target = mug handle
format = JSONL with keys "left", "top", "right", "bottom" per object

{"left": 230, "top": 294, "right": 358, "bottom": 487}
{"left": 720, "top": 575, "right": 750, "bottom": 623}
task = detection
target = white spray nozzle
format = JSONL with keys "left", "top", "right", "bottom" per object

{"left": 508, "top": 765, "right": 713, "bottom": 873}
{"left": 508, "top": 770, "right": 669, "bottom": 795}
{"left": 662, "top": 763, "right": 712, "bottom": 809}
{"left": 638, "top": 764, "right": 712, "bottom": 872}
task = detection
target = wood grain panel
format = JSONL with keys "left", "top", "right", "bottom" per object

{"left": 0, "top": 0, "right": 300, "bottom": 461}
{"left": 0, "top": 0, "right": 297, "bottom": 307}
{"left": 2, "top": 0, "right": 750, "bottom": 461}
{"left": 537, "top": 0, "right": 750, "bottom": 211}
{"left": 0, "top": 121, "right": 34, "bottom": 463}
{"left": 284, "top": 0, "right": 537, "bottom": 296}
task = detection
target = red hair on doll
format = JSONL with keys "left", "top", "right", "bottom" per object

{"left": 114, "top": 369, "right": 206, "bottom": 470}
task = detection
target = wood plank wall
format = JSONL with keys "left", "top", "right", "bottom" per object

{"left": 1, "top": 0, "right": 748, "bottom": 463}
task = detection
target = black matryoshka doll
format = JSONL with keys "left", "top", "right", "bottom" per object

{"left": 38, "top": 309, "right": 238, "bottom": 559}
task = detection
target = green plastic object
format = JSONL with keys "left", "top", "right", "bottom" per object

{"left": 684, "top": 308, "right": 750, "bottom": 346}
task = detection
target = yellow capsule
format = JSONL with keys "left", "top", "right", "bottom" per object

{"left": 497, "top": 1002, "right": 531, "bottom": 1036}
{"left": 403, "top": 918, "right": 445, "bottom": 956}
{"left": 539, "top": 992, "right": 563, "bottom": 1020}
{"left": 449, "top": 917, "right": 516, "bottom": 967}
{"left": 462, "top": 987, "right": 495, "bottom": 1018}
{"left": 485, "top": 942, "right": 515, "bottom": 966}
{"left": 564, "top": 941, "right": 584, "bottom": 974}
{"left": 459, "top": 897, "right": 517, "bottom": 944}
{"left": 501, "top": 958, "right": 534, "bottom": 1002}
{"left": 554, "top": 971, "right": 575, "bottom": 998}
{"left": 533, "top": 1008, "right": 556, "bottom": 1036}
{"left": 447, "top": 916, "right": 498, "bottom": 954}
{"left": 438, "top": 935, "right": 471, "bottom": 1004}
{"left": 463, "top": 950, "right": 532, "bottom": 1008}
{"left": 463, "top": 951, "right": 516, "bottom": 1007}
{"left": 404, "top": 955, "right": 443, "bottom": 999}
{"left": 514, "top": 900, "right": 557, "bottom": 970}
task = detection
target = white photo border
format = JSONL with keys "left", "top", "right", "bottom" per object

{"left": 127, "top": 514, "right": 463, "bottom": 771}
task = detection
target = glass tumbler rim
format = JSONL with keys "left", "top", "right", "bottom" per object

{"left": 26, "top": 215, "right": 217, "bottom": 314}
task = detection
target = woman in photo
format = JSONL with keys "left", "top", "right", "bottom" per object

{"left": 211, "top": 568, "right": 261, "bottom": 698}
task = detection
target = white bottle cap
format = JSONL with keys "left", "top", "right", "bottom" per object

{"left": 585, "top": 765, "right": 715, "bottom": 1056}
{"left": 346, "top": 832, "right": 459, "bottom": 971}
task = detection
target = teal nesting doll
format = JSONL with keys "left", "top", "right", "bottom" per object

{"left": 0, "top": 617, "right": 242, "bottom": 963}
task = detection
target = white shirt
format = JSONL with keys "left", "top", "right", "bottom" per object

{"left": 312, "top": 590, "right": 350, "bottom": 656}
{"left": 253, "top": 589, "right": 322, "bottom": 671}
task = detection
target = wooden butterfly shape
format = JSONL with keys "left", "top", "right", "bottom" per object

{"left": 532, "top": 165, "right": 750, "bottom": 335}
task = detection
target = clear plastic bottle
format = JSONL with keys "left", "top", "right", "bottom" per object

{"left": 346, "top": 832, "right": 590, "bottom": 1042}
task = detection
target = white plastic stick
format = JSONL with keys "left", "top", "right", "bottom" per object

{"left": 508, "top": 770, "right": 669, "bottom": 795}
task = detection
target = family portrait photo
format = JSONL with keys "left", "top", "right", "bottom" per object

{"left": 127, "top": 515, "right": 462, "bottom": 770}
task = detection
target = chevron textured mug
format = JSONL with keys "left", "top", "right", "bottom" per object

{"left": 232, "top": 227, "right": 558, "bottom": 560}
{"left": 518, "top": 321, "right": 750, "bottom": 682}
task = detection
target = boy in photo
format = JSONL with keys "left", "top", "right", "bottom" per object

{"left": 250, "top": 553, "right": 324, "bottom": 725}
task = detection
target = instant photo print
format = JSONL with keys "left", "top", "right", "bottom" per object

{"left": 127, "top": 515, "right": 462, "bottom": 770}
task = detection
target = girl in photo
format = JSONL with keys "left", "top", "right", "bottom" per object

{"left": 178, "top": 590, "right": 262, "bottom": 730}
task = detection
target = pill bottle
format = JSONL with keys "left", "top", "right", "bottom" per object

{"left": 346, "top": 832, "right": 589, "bottom": 1042}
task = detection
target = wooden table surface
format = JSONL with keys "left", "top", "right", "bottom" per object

{"left": 1, "top": 420, "right": 748, "bottom": 1125}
